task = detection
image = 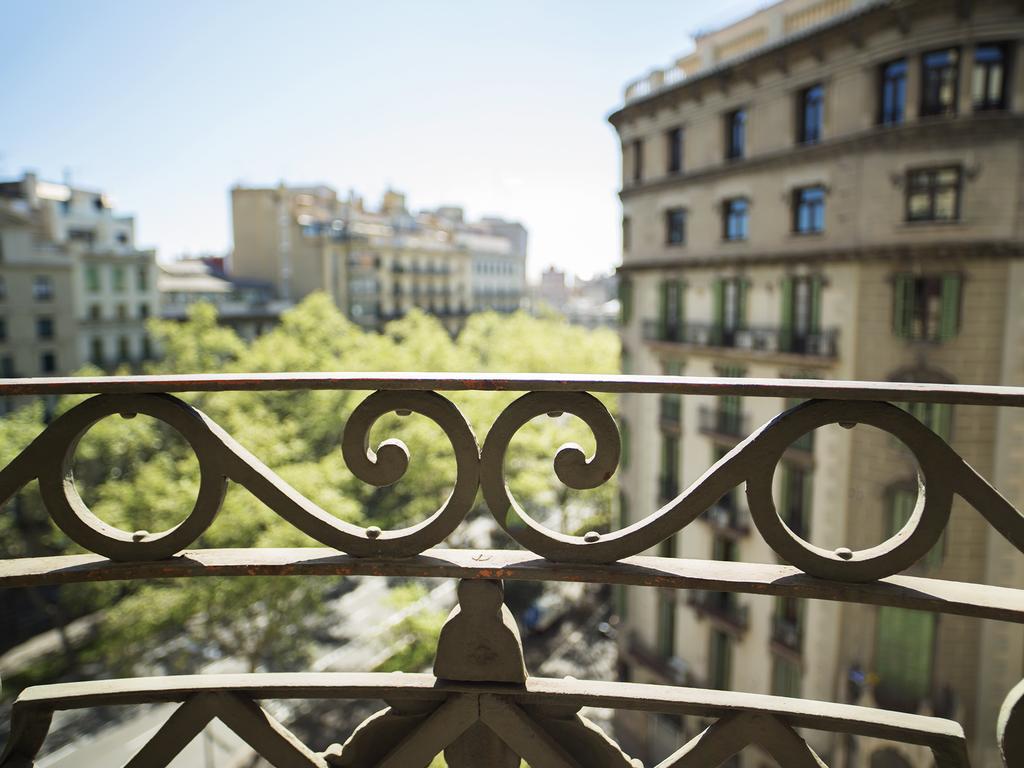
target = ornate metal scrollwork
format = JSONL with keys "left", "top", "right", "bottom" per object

{"left": 0, "top": 391, "right": 480, "bottom": 561}
{"left": 480, "top": 391, "right": 621, "bottom": 560}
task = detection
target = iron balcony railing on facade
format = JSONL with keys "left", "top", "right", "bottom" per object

{"left": 658, "top": 474, "right": 679, "bottom": 503}
{"left": 659, "top": 396, "right": 682, "bottom": 433}
{"left": 688, "top": 590, "right": 750, "bottom": 634}
{"left": 0, "top": 373, "right": 1023, "bottom": 767}
{"left": 698, "top": 404, "right": 748, "bottom": 439}
{"left": 699, "top": 500, "right": 752, "bottom": 538}
{"left": 771, "top": 614, "right": 803, "bottom": 654}
{"left": 643, "top": 320, "right": 839, "bottom": 359}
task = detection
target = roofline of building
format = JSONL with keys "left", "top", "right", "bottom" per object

{"left": 607, "top": 0, "right": 900, "bottom": 127}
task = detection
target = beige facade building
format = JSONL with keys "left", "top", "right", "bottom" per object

{"left": 231, "top": 184, "right": 527, "bottom": 332}
{"left": 610, "top": 1, "right": 1024, "bottom": 766}
{"left": 0, "top": 173, "right": 158, "bottom": 377}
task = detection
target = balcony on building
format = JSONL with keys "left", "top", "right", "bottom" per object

{"left": 658, "top": 473, "right": 679, "bottom": 503}
{"left": 659, "top": 395, "right": 682, "bottom": 433}
{"left": 698, "top": 404, "right": 748, "bottom": 440}
{"left": 643, "top": 320, "right": 839, "bottom": 359}
{"left": 771, "top": 613, "right": 803, "bottom": 656}
{"left": 688, "top": 590, "right": 749, "bottom": 635}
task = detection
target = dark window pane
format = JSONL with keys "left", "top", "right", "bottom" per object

{"left": 726, "top": 109, "right": 746, "bottom": 159}
{"left": 880, "top": 59, "right": 907, "bottom": 125}
{"left": 799, "top": 84, "right": 824, "bottom": 143}
{"left": 973, "top": 44, "right": 1008, "bottom": 110}
{"left": 921, "top": 48, "right": 959, "bottom": 116}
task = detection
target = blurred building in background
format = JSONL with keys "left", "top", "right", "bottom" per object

{"left": 532, "top": 266, "right": 619, "bottom": 327}
{"left": 230, "top": 183, "right": 527, "bottom": 333}
{"left": 611, "top": 0, "right": 1024, "bottom": 765}
{"left": 0, "top": 172, "right": 158, "bottom": 376}
{"left": 158, "top": 257, "right": 292, "bottom": 341}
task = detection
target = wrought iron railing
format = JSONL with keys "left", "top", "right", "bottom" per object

{"left": 688, "top": 590, "right": 750, "bottom": 634}
{"left": 697, "top": 405, "right": 748, "bottom": 439}
{"left": 643, "top": 321, "right": 839, "bottom": 358}
{"left": 0, "top": 372, "right": 1023, "bottom": 766}
{"left": 699, "top": 500, "right": 751, "bottom": 538}
{"left": 659, "top": 396, "right": 682, "bottom": 432}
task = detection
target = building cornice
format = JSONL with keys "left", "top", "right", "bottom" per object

{"left": 619, "top": 113, "right": 1024, "bottom": 200}
{"left": 607, "top": 0, "right": 902, "bottom": 127}
{"left": 616, "top": 240, "right": 1024, "bottom": 273}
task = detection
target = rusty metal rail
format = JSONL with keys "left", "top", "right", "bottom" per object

{"left": 0, "top": 373, "right": 1021, "bottom": 767}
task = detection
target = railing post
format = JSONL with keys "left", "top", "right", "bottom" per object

{"left": 434, "top": 579, "right": 525, "bottom": 767}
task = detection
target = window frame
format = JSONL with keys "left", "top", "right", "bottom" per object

{"left": 666, "top": 126, "right": 683, "bottom": 174}
{"left": 972, "top": 42, "right": 1010, "bottom": 111}
{"left": 722, "top": 198, "right": 749, "bottom": 241}
{"left": 905, "top": 166, "right": 962, "bottom": 223}
{"left": 665, "top": 207, "right": 686, "bottom": 246}
{"left": 792, "top": 186, "right": 826, "bottom": 234}
{"left": 920, "top": 47, "right": 960, "bottom": 117}
{"left": 33, "top": 275, "right": 54, "bottom": 301}
{"left": 879, "top": 58, "right": 908, "bottom": 125}
{"left": 797, "top": 83, "right": 824, "bottom": 144}
{"left": 725, "top": 108, "right": 746, "bottom": 160}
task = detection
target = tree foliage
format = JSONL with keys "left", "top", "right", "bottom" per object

{"left": 0, "top": 295, "right": 619, "bottom": 686}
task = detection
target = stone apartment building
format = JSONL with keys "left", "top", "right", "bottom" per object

{"left": 610, "top": 0, "right": 1024, "bottom": 766}
{"left": 230, "top": 184, "right": 527, "bottom": 332}
{"left": 0, "top": 173, "right": 158, "bottom": 377}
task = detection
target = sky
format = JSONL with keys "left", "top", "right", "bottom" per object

{"left": 1, "top": 0, "right": 768, "bottom": 280}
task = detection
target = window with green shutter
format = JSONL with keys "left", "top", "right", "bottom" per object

{"left": 888, "top": 485, "right": 944, "bottom": 569}
{"left": 658, "top": 592, "right": 676, "bottom": 657}
{"left": 875, "top": 605, "right": 936, "bottom": 708}
{"left": 713, "top": 278, "right": 746, "bottom": 346}
{"left": 892, "top": 273, "right": 961, "bottom": 341}
{"left": 771, "top": 655, "right": 802, "bottom": 698}
{"left": 906, "top": 401, "right": 953, "bottom": 442}
{"left": 658, "top": 279, "right": 684, "bottom": 341}
{"left": 709, "top": 629, "right": 732, "bottom": 689}
{"left": 780, "top": 463, "right": 813, "bottom": 540}
{"left": 781, "top": 275, "right": 823, "bottom": 353}
{"left": 618, "top": 277, "right": 633, "bottom": 326}
{"left": 85, "top": 265, "right": 101, "bottom": 293}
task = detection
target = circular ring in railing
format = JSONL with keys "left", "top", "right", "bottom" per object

{"left": 480, "top": 391, "right": 620, "bottom": 560}
{"left": 339, "top": 390, "right": 479, "bottom": 556}
{"left": 36, "top": 394, "right": 228, "bottom": 562}
{"left": 745, "top": 399, "right": 954, "bottom": 582}
{"left": 998, "top": 678, "right": 1024, "bottom": 766}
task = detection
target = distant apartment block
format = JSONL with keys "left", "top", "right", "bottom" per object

{"left": 611, "top": 1, "right": 1024, "bottom": 766}
{"left": 0, "top": 172, "right": 158, "bottom": 376}
{"left": 230, "top": 184, "right": 527, "bottom": 332}
{"left": 158, "top": 258, "right": 292, "bottom": 341}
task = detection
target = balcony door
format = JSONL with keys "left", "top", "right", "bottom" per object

{"left": 714, "top": 277, "right": 746, "bottom": 346}
{"left": 659, "top": 279, "right": 683, "bottom": 341}
{"left": 782, "top": 275, "right": 821, "bottom": 353}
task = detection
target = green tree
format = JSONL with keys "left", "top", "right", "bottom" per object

{"left": 0, "top": 295, "right": 620, "bottom": 694}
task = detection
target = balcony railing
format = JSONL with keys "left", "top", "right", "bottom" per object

{"left": 700, "top": 500, "right": 751, "bottom": 538}
{"left": 658, "top": 473, "right": 679, "bottom": 503}
{"left": 643, "top": 320, "right": 839, "bottom": 358}
{"left": 771, "top": 614, "right": 802, "bottom": 654}
{"left": 0, "top": 373, "right": 1022, "bottom": 767}
{"left": 698, "top": 404, "right": 748, "bottom": 439}
{"left": 659, "top": 396, "right": 682, "bottom": 432}
{"left": 689, "top": 590, "right": 750, "bottom": 634}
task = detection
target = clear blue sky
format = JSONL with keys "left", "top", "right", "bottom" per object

{"left": 1, "top": 0, "right": 766, "bottom": 279}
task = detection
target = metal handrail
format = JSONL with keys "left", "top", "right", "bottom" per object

{"left": 0, "top": 373, "right": 1022, "bottom": 766}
